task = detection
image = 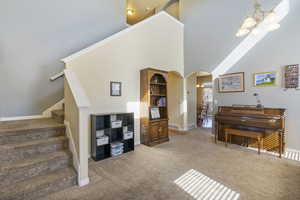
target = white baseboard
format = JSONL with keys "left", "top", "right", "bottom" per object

{"left": 287, "top": 148, "right": 300, "bottom": 153}
{"left": 0, "top": 115, "right": 45, "bottom": 121}
{"left": 78, "top": 177, "right": 90, "bottom": 187}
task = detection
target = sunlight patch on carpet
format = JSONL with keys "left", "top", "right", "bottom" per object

{"left": 246, "top": 147, "right": 300, "bottom": 162}
{"left": 174, "top": 169, "right": 240, "bottom": 200}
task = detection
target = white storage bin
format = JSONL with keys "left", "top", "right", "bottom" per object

{"left": 123, "top": 131, "right": 134, "bottom": 140}
{"left": 111, "top": 120, "right": 122, "bottom": 128}
{"left": 96, "top": 130, "right": 105, "bottom": 138}
{"left": 97, "top": 136, "right": 109, "bottom": 146}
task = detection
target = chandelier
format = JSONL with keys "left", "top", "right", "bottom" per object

{"left": 236, "top": 0, "right": 280, "bottom": 37}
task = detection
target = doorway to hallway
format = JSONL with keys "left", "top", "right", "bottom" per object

{"left": 196, "top": 73, "right": 213, "bottom": 129}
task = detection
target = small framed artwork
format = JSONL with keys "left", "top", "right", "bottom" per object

{"left": 284, "top": 64, "right": 299, "bottom": 89}
{"left": 110, "top": 82, "right": 122, "bottom": 96}
{"left": 218, "top": 72, "right": 245, "bottom": 93}
{"left": 253, "top": 71, "right": 278, "bottom": 87}
{"left": 150, "top": 107, "right": 160, "bottom": 119}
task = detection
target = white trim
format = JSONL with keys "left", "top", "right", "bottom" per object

{"left": 78, "top": 177, "right": 90, "bottom": 187}
{"left": 287, "top": 148, "right": 300, "bottom": 153}
{"left": 42, "top": 99, "right": 64, "bottom": 118}
{"left": 61, "top": 11, "right": 183, "bottom": 63}
{"left": 135, "top": 139, "right": 141, "bottom": 146}
{"left": 169, "top": 123, "right": 181, "bottom": 130}
{"left": 50, "top": 71, "right": 64, "bottom": 81}
{"left": 0, "top": 115, "right": 45, "bottom": 121}
{"left": 64, "top": 69, "right": 91, "bottom": 108}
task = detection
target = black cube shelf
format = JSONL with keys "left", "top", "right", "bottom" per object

{"left": 91, "top": 112, "right": 135, "bottom": 161}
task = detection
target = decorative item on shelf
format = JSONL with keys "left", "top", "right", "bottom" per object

{"left": 150, "top": 107, "right": 160, "bottom": 119}
{"left": 218, "top": 72, "right": 245, "bottom": 93}
{"left": 236, "top": 0, "right": 280, "bottom": 37}
{"left": 284, "top": 64, "right": 299, "bottom": 90}
{"left": 253, "top": 71, "right": 278, "bottom": 87}
{"left": 253, "top": 93, "right": 263, "bottom": 108}
{"left": 111, "top": 142, "right": 124, "bottom": 157}
{"left": 110, "top": 81, "right": 122, "bottom": 96}
{"left": 157, "top": 97, "right": 166, "bottom": 106}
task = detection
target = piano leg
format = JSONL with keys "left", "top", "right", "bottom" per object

{"left": 279, "top": 131, "right": 282, "bottom": 158}
{"left": 215, "top": 121, "right": 218, "bottom": 144}
{"left": 257, "top": 137, "right": 261, "bottom": 155}
{"left": 225, "top": 132, "right": 228, "bottom": 147}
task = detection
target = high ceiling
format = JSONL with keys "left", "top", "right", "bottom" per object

{"left": 180, "top": 0, "right": 280, "bottom": 75}
{"left": 127, "top": 0, "right": 170, "bottom": 24}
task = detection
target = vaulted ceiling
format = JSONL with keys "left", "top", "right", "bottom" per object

{"left": 127, "top": 0, "right": 169, "bottom": 24}
{"left": 180, "top": 0, "right": 280, "bottom": 75}
{"left": 126, "top": 0, "right": 283, "bottom": 75}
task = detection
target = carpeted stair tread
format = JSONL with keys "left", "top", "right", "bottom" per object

{"left": 0, "top": 151, "right": 72, "bottom": 187}
{"left": 0, "top": 136, "right": 68, "bottom": 163}
{"left": 0, "top": 167, "right": 77, "bottom": 200}
{"left": 0, "top": 118, "right": 64, "bottom": 134}
{"left": 0, "top": 150, "right": 71, "bottom": 170}
{"left": 0, "top": 136, "right": 67, "bottom": 151}
{"left": 51, "top": 109, "right": 64, "bottom": 117}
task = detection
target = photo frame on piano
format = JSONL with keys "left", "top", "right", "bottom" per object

{"left": 218, "top": 72, "right": 245, "bottom": 93}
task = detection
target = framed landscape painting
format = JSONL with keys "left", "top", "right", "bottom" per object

{"left": 218, "top": 72, "right": 245, "bottom": 93}
{"left": 253, "top": 71, "right": 278, "bottom": 87}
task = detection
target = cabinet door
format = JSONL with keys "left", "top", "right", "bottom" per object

{"left": 149, "top": 122, "right": 160, "bottom": 141}
{"left": 159, "top": 121, "right": 168, "bottom": 139}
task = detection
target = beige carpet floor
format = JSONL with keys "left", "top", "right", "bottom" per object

{"left": 43, "top": 128, "right": 300, "bottom": 200}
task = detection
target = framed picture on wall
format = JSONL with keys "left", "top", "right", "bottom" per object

{"left": 110, "top": 82, "right": 122, "bottom": 96}
{"left": 218, "top": 72, "right": 245, "bottom": 93}
{"left": 253, "top": 71, "right": 278, "bottom": 87}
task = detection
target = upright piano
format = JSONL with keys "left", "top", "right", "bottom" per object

{"left": 215, "top": 106, "right": 286, "bottom": 157}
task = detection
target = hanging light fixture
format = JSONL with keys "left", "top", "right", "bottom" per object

{"left": 236, "top": 0, "right": 280, "bottom": 37}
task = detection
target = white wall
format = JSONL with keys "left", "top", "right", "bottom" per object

{"left": 168, "top": 72, "right": 184, "bottom": 129}
{"left": 215, "top": 0, "right": 300, "bottom": 151}
{"left": 0, "top": 0, "right": 126, "bottom": 117}
{"left": 63, "top": 12, "right": 184, "bottom": 147}
{"left": 186, "top": 73, "right": 197, "bottom": 129}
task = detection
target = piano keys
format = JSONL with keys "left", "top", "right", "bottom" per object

{"left": 215, "top": 106, "right": 286, "bottom": 157}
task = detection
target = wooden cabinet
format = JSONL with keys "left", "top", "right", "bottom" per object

{"left": 140, "top": 68, "right": 169, "bottom": 146}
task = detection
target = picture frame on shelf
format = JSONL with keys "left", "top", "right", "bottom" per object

{"left": 218, "top": 72, "right": 245, "bottom": 93}
{"left": 253, "top": 71, "right": 278, "bottom": 87}
{"left": 110, "top": 81, "right": 122, "bottom": 96}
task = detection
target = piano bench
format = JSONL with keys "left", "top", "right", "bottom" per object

{"left": 224, "top": 128, "right": 264, "bottom": 154}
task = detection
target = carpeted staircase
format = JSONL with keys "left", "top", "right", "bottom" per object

{"left": 0, "top": 109, "right": 76, "bottom": 200}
